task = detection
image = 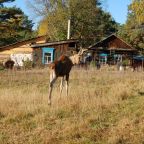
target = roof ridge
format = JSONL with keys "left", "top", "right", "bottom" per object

{"left": 89, "top": 34, "right": 134, "bottom": 50}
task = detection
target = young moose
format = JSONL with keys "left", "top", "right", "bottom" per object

{"left": 48, "top": 48, "right": 87, "bottom": 105}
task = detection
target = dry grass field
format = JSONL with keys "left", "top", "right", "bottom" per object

{"left": 0, "top": 67, "right": 144, "bottom": 144}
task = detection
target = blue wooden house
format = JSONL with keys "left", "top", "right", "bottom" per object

{"left": 31, "top": 39, "right": 78, "bottom": 65}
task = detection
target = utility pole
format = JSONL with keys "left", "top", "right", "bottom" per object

{"left": 67, "top": 19, "right": 71, "bottom": 39}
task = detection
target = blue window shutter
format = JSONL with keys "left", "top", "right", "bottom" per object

{"left": 42, "top": 48, "right": 54, "bottom": 64}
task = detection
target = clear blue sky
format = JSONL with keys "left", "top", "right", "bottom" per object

{"left": 104, "top": 0, "right": 131, "bottom": 24}
{"left": 5, "top": 0, "right": 132, "bottom": 28}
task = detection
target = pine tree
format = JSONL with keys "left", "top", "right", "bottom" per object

{"left": 0, "top": 0, "right": 34, "bottom": 46}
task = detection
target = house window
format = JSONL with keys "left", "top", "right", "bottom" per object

{"left": 42, "top": 48, "right": 54, "bottom": 64}
{"left": 99, "top": 53, "right": 107, "bottom": 65}
{"left": 44, "top": 52, "right": 52, "bottom": 64}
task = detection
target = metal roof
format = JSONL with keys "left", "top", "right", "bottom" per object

{"left": 0, "top": 36, "right": 78, "bottom": 51}
{"left": 31, "top": 39, "right": 79, "bottom": 48}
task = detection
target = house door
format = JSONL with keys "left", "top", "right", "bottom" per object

{"left": 42, "top": 48, "right": 54, "bottom": 64}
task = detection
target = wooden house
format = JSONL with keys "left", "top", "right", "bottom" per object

{"left": 88, "top": 34, "right": 137, "bottom": 65}
{"left": 0, "top": 36, "right": 78, "bottom": 66}
{"left": 31, "top": 39, "right": 78, "bottom": 65}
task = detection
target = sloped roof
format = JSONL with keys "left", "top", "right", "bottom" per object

{"left": 89, "top": 34, "right": 136, "bottom": 51}
{"left": 0, "top": 35, "right": 47, "bottom": 50}
{"left": 0, "top": 36, "right": 78, "bottom": 51}
{"left": 31, "top": 39, "right": 79, "bottom": 48}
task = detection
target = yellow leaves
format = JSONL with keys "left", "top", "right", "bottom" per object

{"left": 129, "top": 0, "right": 144, "bottom": 24}
{"left": 38, "top": 18, "right": 49, "bottom": 36}
{"left": 38, "top": 6, "right": 68, "bottom": 40}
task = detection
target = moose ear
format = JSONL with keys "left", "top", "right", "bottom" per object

{"left": 71, "top": 50, "right": 77, "bottom": 55}
{"left": 78, "top": 48, "right": 88, "bottom": 55}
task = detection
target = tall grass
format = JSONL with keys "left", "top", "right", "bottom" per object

{"left": 0, "top": 67, "right": 144, "bottom": 143}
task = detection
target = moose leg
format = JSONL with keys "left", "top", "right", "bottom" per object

{"left": 65, "top": 74, "right": 69, "bottom": 97}
{"left": 48, "top": 73, "right": 57, "bottom": 105}
{"left": 60, "top": 77, "right": 64, "bottom": 97}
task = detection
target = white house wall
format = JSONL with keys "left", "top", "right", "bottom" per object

{"left": 10, "top": 53, "right": 33, "bottom": 66}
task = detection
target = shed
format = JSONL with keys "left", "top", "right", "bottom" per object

{"left": 31, "top": 39, "right": 78, "bottom": 65}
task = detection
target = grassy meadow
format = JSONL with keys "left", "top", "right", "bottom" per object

{"left": 0, "top": 67, "right": 144, "bottom": 144}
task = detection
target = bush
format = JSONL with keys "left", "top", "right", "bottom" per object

{"left": 0, "top": 63, "right": 4, "bottom": 71}
{"left": 90, "top": 61, "right": 96, "bottom": 67}
{"left": 23, "top": 59, "right": 34, "bottom": 70}
{"left": 122, "top": 59, "right": 129, "bottom": 67}
{"left": 4, "top": 60, "right": 15, "bottom": 69}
